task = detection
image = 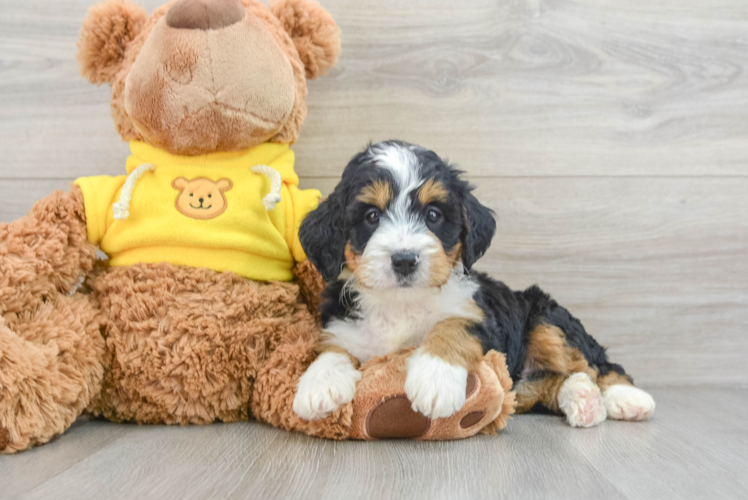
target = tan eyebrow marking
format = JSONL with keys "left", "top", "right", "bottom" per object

{"left": 418, "top": 178, "right": 448, "bottom": 205}
{"left": 357, "top": 180, "right": 393, "bottom": 210}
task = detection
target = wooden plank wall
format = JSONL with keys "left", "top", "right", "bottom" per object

{"left": 1, "top": 0, "right": 746, "bottom": 386}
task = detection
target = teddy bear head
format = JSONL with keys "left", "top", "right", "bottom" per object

{"left": 77, "top": 0, "right": 340, "bottom": 155}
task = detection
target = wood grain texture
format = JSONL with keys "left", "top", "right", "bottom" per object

{"left": 472, "top": 177, "right": 748, "bottom": 387}
{"left": 3, "top": 0, "right": 748, "bottom": 178}
{"left": 0, "top": 388, "right": 746, "bottom": 500}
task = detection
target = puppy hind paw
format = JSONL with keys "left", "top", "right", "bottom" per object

{"left": 558, "top": 372, "right": 607, "bottom": 428}
{"left": 603, "top": 385, "right": 655, "bottom": 421}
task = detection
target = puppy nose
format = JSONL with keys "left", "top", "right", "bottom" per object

{"left": 166, "top": 0, "right": 245, "bottom": 30}
{"left": 391, "top": 252, "right": 418, "bottom": 277}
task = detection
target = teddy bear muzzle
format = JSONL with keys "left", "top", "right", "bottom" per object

{"left": 123, "top": 0, "right": 297, "bottom": 155}
{"left": 166, "top": 0, "right": 246, "bottom": 31}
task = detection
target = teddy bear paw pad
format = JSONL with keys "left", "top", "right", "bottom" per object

{"left": 366, "top": 395, "right": 431, "bottom": 439}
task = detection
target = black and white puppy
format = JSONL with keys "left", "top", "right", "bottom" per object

{"left": 293, "top": 141, "right": 655, "bottom": 427}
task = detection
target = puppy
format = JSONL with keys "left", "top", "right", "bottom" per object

{"left": 293, "top": 141, "right": 655, "bottom": 428}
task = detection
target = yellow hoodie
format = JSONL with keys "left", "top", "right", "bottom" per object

{"left": 74, "top": 141, "right": 320, "bottom": 282}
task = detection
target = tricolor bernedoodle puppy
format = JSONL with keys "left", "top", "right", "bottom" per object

{"left": 293, "top": 141, "right": 655, "bottom": 427}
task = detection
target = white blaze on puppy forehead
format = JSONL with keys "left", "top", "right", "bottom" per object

{"left": 368, "top": 142, "right": 424, "bottom": 218}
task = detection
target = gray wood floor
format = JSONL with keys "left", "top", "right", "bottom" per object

{"left": 1, "top": 0, "right": 747, "bottom": 498}
{"left": 1, "top": 388, "right": 746, "bottom": 500}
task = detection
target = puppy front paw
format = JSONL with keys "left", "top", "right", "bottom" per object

{"left": 405, "top": 352, "right": 468, "bottom": 419}
{"left": 293, "top": 352, "right": 361, "bottom": 421}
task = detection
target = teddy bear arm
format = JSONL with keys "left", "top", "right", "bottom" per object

{"left": 0, "top": 293, "right": 105, "bottom": 454}
{"left": 0, "top": 186, "right": 96, "bottom": 317}
{"left": 249, "top": 297, "right": 353, "bottom": 439}
{"left": 0, "top": 186, "right": 104, "bottom": 453}
{"left": 292, "top": 259, "right": 325, "bottom": 325}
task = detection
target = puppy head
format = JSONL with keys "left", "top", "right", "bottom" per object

{"left": 300, "top": 141, "right": 496, "bottom": 287}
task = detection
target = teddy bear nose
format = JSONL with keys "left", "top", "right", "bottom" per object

{"left": 166, "top": 0, "right": 245, "bottom": 30}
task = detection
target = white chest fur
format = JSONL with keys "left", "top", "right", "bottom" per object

{"left": 324, "top": 272, "right": 480, "bottom": 362}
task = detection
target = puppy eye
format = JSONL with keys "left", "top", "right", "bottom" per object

{"left": 365, "top": 208, "right": 381, "bottom": 226}
{"left": 427, "top": 207, "right": 443, "bottom": 224}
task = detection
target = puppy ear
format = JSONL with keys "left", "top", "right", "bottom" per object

{"left": 461, "top": 191, "right": 496, "bottom": 269}
{"left": 77, "top": 0, "right": 148, "bottom": 84}
{"left": 268, "top": 0, "right": 341, "bottom": 79}
{"left": 299, "top": 190, "right": 347, "bottom": 283}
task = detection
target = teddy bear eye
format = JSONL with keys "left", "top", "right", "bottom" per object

{"left": 189, "top": 193, "right": 193, "bottom": 197}
{"left": 208, "top": 194, "right": 212, "bottom": 198}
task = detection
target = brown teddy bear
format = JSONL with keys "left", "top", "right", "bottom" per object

{"left": 0, "top": 0, "right": 514, "bottom": 454}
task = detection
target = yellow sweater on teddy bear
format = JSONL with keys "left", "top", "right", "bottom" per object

{"left": 74, "top": 141, "right": 320, "bottom": 281}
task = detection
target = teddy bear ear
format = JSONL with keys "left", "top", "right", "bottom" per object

{"left": 77, "top": 0, "right": 148, "bottom": 84}
{"left": 268, "top": 0, "right": 341, "bottom": 80}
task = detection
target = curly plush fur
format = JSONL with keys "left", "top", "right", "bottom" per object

{"left": 269, "top": 0, "right": 341, "bottom": 79}
{"left": 77, "top": 0, "right": 148, "bottom": 84}
{"left": 0, "top": 187, "right": 335, "bottom": 451}
{"left": 0, "top": 188, "right": 101, "bottom": 453}
{"left": 87, "top": 262, "right": 316, "bottom": 424}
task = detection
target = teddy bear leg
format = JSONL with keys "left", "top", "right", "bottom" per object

{"left": 0, "top": 294, "right": 104, "bottom": 454}
{"left": 348, "top": 350, "right": 516, "bottom": 441}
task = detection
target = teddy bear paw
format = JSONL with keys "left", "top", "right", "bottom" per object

{"left": 293, "top": 352, "right": 361, "bottom": 421}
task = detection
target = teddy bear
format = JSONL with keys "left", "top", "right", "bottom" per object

{"left": 0, "top": 0, "right": 514, "bottom": 454}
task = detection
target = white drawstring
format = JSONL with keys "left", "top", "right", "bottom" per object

{"left": 111, "top": 162, "right": 281, "bottom": 219}
{"left": 251, "top": 164, "right": 282, "bottom": 211}
{"left": 113, "top": 163, "right": 156, "bottom": 220}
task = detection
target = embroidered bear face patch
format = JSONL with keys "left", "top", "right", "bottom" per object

{"left": 172, "top": 177, "right": 233, "bottom": 219}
